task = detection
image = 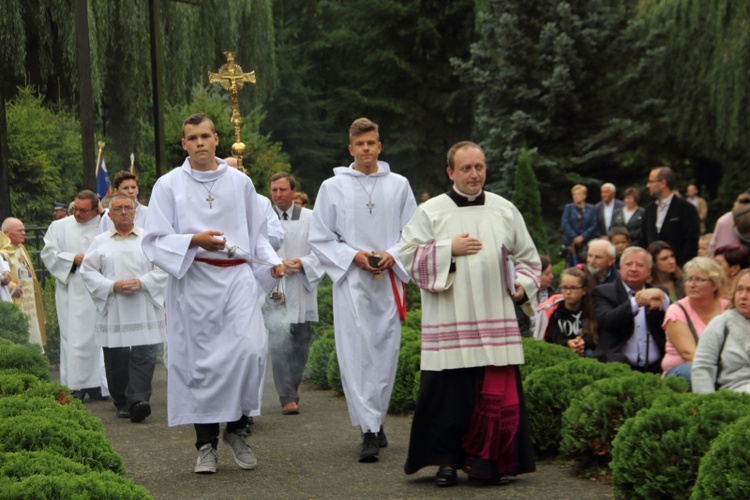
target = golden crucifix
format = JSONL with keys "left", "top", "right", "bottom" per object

{"left": 208, "top": 52, "right": 256, "bottom": 172}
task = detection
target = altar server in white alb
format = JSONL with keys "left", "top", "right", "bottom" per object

{"left": 309, "top": 117, "right": 417, "bottom": 463}
{"left": 41, "top": 190, "right": 108, "bottom": 401}
{"left": 81, "top": 194, "right": 167, "bottom": 423}
{"left": 266, "top": 172, "right": 324, "bottom": 415}
{"left": 98, "top": 171, "right": 149, "bottom": 233}
{"left": 401, "top": 141, "right": 540, "bottom": 487}
{"left": 142, "top": 113, "right": 284, "bottom": 475}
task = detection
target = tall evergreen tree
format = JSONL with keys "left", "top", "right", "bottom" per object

{"left": 510, "top": 147, "right": 549, "bottom": 256}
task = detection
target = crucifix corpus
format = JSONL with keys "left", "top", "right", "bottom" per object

{"left": 208, "top": 52, "right": 256, "bottom": 173}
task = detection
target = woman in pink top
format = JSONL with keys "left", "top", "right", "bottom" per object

{"left": 662, "top": 257, "right": 729, "bottom": 389}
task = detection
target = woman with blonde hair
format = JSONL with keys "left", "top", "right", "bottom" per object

{"left": 661, "top": 257, "right": 728, "bottom": 388}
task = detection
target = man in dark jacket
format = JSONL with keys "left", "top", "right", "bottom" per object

{"left": 593, "top": 246, "right": 669, "bottom": 373}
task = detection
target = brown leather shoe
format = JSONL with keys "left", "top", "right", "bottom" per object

{"left": 282, "top": 401, "right": 299, "bottom": 415}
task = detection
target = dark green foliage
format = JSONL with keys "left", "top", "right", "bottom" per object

{"left": 692, "top": 415, "right": 750, "bottom": 499}
{"left": 389, "top": 326, "right": 422, "bottom": 415}
{"left": 40, "top": 277, "right": 59, "bottom": 366}
{"left": 0, "top": 343, "right": 49, "bottom": 380}
{"left": 0, "top": 371, "right": 40, "bottom": 397}
{"left": 313, "top": 281, "right": 334, "bottom": 338}
{"left": 0, "top": 396, "right": 100, "bottom": 432}
{"left": 404, "top": 309, "right": 422, "bottom": 332}
{"left": 405, "top": 282, "right": 422, "bottom": 313}
{"left": 0, "top": 415, "right": 125, "bottom": 474}
{"left": 0, "top": 471, "right": 151, "bottom": 499}
{"left": 0, "top": 302, "right": 29, "bottom": 345}
{"left": 519, "top": 337, "right": 578, "bottom": 382}
{"left": 0, "top": 451, "right": 90, "bottom": 478}
{"left": 611, "top": 391, "right": 750, "bottom": 499}
{"left": 326, "top": 350, "right": 343, "bottom": 396}
{"left": 560, "top": 372, "right": 686, "bottom": 469}
{"left": 523, "top": 358, "right": 631, "bottom": 454}
{"left": 510, "top": 148, "right": 549, "bottom": 256}
{"left": 306, "top": 328, "right": 335, "bottom": 390}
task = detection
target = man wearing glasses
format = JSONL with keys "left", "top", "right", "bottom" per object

{"left": 81, "top": 195, "right": 166, "bottom": 422}
{"left": 1, "top": 217, "right": 46, "bottom": 346}
{"left": 42, "top": 190, "right": 108, "bottom": 401}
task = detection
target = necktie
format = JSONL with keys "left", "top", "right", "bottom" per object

{"left": 282, "top": 212, "right": 289, "bottom": 220}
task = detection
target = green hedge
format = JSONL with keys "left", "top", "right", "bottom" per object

{"left": 0, "top": 471, "right": 151, "bottom": 499}
{"left": 0, "top": 415, "right": 125, "bottom": 474}
{"left": 0, "top": 396, "right": 100, "bottom": 432}
{"left": 389, "top": 325, "right": 421, "bottom": 414}
{"left": 0, "top": 343, "right": 49, "bottom": 380}
{"left": 692, "top": 415, "right": 750, "bottom": 499}
{"left": 560, "top": 372, "right": 687, "bottom": 469}
{"left": 524, "top": 358, "right": 631, "bottom": 454}
{"left": 0, "top": 302, "right": 30, "bottom": 345}
{"left": 306, "top": 327, "right": 334, "bottom": 390}
{"left": 612, "top": 391, "right": 750, "bottom": 499}
{"left": 0, "top": 370, "right": 72, "bottom": 401}
{"left": 326, "top": 349, "right": 343, "bottom": 396}
{"left": 519, "top": 337, "right": 578, "bottom": 382}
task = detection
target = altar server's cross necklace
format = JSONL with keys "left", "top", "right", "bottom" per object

{"left": 201, "top": 180, "right": 218, "bottom": 209}
{"left": 356, "top": 176, "right": 379, "bottom": 214}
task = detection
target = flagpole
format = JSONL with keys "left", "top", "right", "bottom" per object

{"left": 95, "top": 141, "right": 105, "bottom": 177}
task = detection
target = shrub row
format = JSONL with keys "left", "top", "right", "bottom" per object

{"left": 0, "top": 342, "right": 149, "bottom": 498}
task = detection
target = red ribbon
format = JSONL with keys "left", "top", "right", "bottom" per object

{"left": 195, "top": 258, "right": 247, "bottom": 267}
{"left": 388, "top": 269, "right": 407, "bottom": 322}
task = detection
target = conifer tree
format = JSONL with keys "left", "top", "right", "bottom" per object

{"left": 510, "top": 148, "right": 549, "bottom": 256}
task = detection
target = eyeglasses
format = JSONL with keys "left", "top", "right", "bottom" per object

{"left": 685, "top": 276, "right": 711, "bottom": 284}
{"left": 560, "top": 286, "right": 585, "bottom": 292}
{"left": 111, "top": 206, "right": 135, "bottom": 213}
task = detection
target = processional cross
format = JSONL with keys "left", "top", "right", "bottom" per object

{"left": 208, "top": 52, "right": 256, "bottom": 172}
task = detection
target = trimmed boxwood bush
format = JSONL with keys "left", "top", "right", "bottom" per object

{"left": 612, "top": 391, "right": 750, "bottom": 499}
{"left": 519, "top": 336, "right": 578, "bottom": 381}
{"left": 0, "top": 471, "right": 151, "bottom": 499}
{"left": 307, "top": 327, "right": 335, "bottom": 389}
{"left": 524, "top": 358, "right": 631, "bottom": 454}
{"left": 0, "top": 396, "right": 100, "bottom": 432}
{"left": 389, "top": 325, "right": 421, "bottom": 414}
{"left": 561, "top": 372, "right": 687, "bottom": 469}
{"left": 0, "top": 302, "right": 30, "bottom": 345}
{"left": 0, "top": 343, "right": 49, "bottom": 380}
{"left": 313, "top": 282, "right": 333, "bottom": 337}
{"left": 0, "top": 370, "right": 41, "bottom": 397}
{"left": 692, "top": 415, "right": 750, "bottom": 499}
{"left": 0, "top": 451, "right": 91, "bottom": 478}
{"left": 0, "top": 415, "right": 125, "bottom": 474}
{"left": 326, "top": 349, "right": 343, "bottom": 395}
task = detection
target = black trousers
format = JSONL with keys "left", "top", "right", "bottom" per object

{"left": 195, "top": 415, "right": 250, "bottom": 450}
{"left": 270, "top": 321, "right": 313, "bottom": 406}
{"left": 102, "top": 344, "right": 158, "bottom": 411}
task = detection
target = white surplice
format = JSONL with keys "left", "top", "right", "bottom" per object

{"left": 80, "top": 227, "right": 167, "bottom": 348}
{"left": 98, "top": 204, "right": 149, "bottom": 234}
{"left": 274, "top": 206, "right": 324, "bottom": 323}
{"left": 309, "top": 161, "right": 417, "bottom": 433}
{"left": 41, "top": 215, "right": 102, "bottom": 390}
{"left": 259, "top": 195, "right": 284, "bottom": 251}
{"left": 0, "top": 257, "right": 11, "bottom": 302}
{"left": 399, "top": 192, "right": 542, "bottom": 371}
{"left": 141, "top": 159, "right": 282, "bottom": 427}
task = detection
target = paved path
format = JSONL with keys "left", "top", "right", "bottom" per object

{"left": 83, "top": 364, "right": 614, "bottom": 499}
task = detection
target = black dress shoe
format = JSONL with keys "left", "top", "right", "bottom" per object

{"left": 70, "top": 390, "right": 86, "bottom": 401}
{"left": 116, "top": 408, "right": 131, "bottom": 419}
{"left": 358, "top": 432, "right": 380, "bottom": 463}
{"left": 377, "top": 425, "right": 388, "bottom": 448}
{"left": 86, "top": 387, "right": 109, "bottom": 401}
{"left": 436, "top": 466, "right": 457, "bottom": 487}
{"left": 129, "top": 401, "right": 151, "bottom": 423}
{"left": 468, "top": 475, "right": 510, "bottom": 486}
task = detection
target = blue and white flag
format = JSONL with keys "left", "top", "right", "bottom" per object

{"left": 95, "top": 154, "right": 110, "bottom": 198}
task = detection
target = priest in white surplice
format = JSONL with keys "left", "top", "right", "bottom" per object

{"left": 401, "top": 142, "right": 540, "bottom": 487}
{"left": 41, "top": 190, "right": 108, "bottom": 401}
{"left": 266, "top": 172, "right": 324, "bottom": 415}
{"left": 309, "top": 117, "right": 417, "bottom": 463}
{"left": 81, "top": 195, "right": 167, "bottom": 423}
{"left": 141, "top": 113, "right": 284, "bottom": 475}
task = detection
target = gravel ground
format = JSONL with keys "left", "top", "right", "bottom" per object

{"left": 81, "top": 363, "right": 615, "bottom": 499}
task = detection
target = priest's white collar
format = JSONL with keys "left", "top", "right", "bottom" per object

{"left": 452, "top": 185, "right": 483, "bottom": 202}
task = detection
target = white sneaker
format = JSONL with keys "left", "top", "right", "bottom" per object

{"left": 194, "top": 443, "right": 217, "bottom": 474}
{"left": 223, "top": 429, "right": 257, "bottom": 470}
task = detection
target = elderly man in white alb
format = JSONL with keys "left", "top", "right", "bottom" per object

{"left": 42, "top": 190, "right": 108, "bottom": 401}
{"left": 81, "top": 194, "right": 167, "bottom": 423}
